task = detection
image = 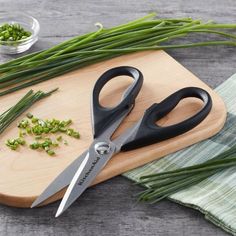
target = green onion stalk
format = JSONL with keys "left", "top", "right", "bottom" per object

{"left": 0, "top": 13, "right": 236, "bottom": 96}
{"left": 137, "top": 145, "right": 236, "bottom": 203}
{"left": 0, "top": 89, "right": 58, "bottom": 135}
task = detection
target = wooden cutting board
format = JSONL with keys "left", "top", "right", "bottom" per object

{"left": 0, "top": 50, "right": 226, "bottom": 208}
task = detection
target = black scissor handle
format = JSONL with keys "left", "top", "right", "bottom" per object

{"left": 92, "top": 66, "right": 143, "bottom": 138}
{"left": 121, "top": 87, "right": 212, "bottom": 151}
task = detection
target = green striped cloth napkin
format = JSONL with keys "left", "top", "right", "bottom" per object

{"left": 123, "top": 73, "right": 236, "bottom": 235}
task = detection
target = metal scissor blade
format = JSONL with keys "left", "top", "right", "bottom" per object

{"left": 55, "top": 142, "right": 116, "bottom": 217}
{"left": 31, "top": 150, "right": 89, "bottom": 208}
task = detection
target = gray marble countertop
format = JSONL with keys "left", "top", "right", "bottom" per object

{"left": 0, "top": 0, "right": 235, "bottom": 235}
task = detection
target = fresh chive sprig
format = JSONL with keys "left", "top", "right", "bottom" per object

{"left": 0, "top": 89, "right": 58, "bottom": 135}
{"left": 137, "top": 145, "right": 236, "bottom": 203}
{"left": 0, "top": 13, "right": 236, "bottom": 96}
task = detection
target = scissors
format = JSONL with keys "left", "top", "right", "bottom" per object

{"left": 31, "top": 66, "right": 212, "bottom": 217}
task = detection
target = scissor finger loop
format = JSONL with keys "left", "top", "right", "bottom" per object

{"left": 31, "top": 66, "right": 212, "bottom": 217}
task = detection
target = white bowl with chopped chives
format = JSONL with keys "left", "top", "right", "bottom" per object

{"left": 0, "top": 12, "right": 40, "bottom": 54}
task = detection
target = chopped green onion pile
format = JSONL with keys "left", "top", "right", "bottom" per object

{"left": 5, "top": 137, "right": 26, "bottom": 150}
{"left": 6, "top": 113, "right": 80, "bottom": 156}
{"left": 138, "top": 144, "right": 236, "bottom": 203}
{"left": 0, "top": 88, "right": 57, "bottom": 135}
{"left": 0, "top": 13, "right": 236, "bottom": 96}
{"left": 0, "top": 23, "right": 31, "bottom": 41}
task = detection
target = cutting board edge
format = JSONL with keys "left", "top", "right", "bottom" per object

{"left": 0, "top": 98, "right": 227, "bottom": 208}
{"left": 0, "top": 50, "right": 228, "bottom": 208}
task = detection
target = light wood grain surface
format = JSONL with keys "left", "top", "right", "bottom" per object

{"left": 0, "top": 0, "right": 235, "bottom": 235}
{"left": 0, "top": 50, "right": 226, "bottom": 207}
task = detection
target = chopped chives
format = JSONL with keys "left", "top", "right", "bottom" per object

{"left": 6, "top": 113, "right": 81, "bottom": 156}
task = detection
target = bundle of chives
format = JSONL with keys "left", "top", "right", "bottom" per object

{"left": 138, "top": 145, "right": 236, "bottom": 203}
{"left": 0, "top": 88, "right": 58, "bottom": 134}
{"left": 0, "top": 13, "right": 236, "bottom": 96}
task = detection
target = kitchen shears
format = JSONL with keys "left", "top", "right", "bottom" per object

{"left": 31, "top": 66, "right": 212, "bottom": 217}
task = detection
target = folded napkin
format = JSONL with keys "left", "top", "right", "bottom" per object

{"left": 123, "top": 73, "right": 236, "bottom": 235}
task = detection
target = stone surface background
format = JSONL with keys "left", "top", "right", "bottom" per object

{"left": 0, "top": 0, "right": 235, "bottom": 235}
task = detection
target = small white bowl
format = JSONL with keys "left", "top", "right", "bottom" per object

{"left": 0, "top": 12, "right": 40, "bottom": 54}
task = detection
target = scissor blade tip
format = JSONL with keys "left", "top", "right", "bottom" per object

{"left": 55, "top": 208, "right": 64, "bottom": 218}
{"left": 31, "top": 197, "right": 44, "bottom": 208}
{"left": 55, "top": 212, "right": 60, "bottom": 218}
{"left": 31, "top": 201, "right": 38, "bottom": 208}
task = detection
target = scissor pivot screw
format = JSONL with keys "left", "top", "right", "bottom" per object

{"left": 95, "top": 142, "right": 111, "bottom": 155}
